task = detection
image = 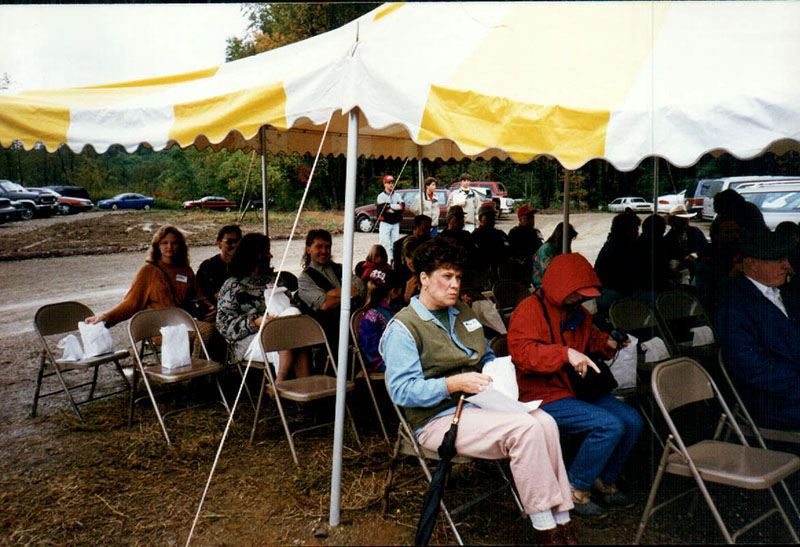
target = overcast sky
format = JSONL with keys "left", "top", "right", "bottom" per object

{"left": 0, "top": 4, "right": 250, "bottom": 91}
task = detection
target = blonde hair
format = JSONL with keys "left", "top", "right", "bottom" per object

{"left": 366, "top": 244, "right": 388, "bottom": 264}
{"left": 147, "top": 225, "right": 189, "bottom": 266}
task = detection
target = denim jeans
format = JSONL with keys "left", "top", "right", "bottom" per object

{"left": 542, "top": 395, "right": 643, "bottom": 491}
{"left": 379, "top": 221, "right": 400, "bottom": 263}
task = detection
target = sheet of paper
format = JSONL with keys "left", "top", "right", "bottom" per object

{"left": 467, "top": 387, "right": 541, "bottom": 413}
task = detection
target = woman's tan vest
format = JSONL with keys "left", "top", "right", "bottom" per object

{"left": 393, "top": 301, "right": 486, "bottom": 430}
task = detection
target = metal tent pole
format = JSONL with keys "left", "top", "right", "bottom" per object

{"left": 329, "top": 107, "right": 359, "bottom": 527}
{"left": 562, "top": 169, "right": 571, "bottom": 253}
{"left": 261, "top": 126, "right": 269, "bottom": 238}
{"left": 418, "top": 146, "right": 424, "bottom": 206}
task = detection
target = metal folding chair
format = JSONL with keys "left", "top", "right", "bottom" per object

{"left": 349, "top": 307, "right": 390, "bottom": 443}
{"left": 127, "top": 307, "right": 230, "bottom": 444}
{"left": 249, "top": 314, "right": 360, "bottom": 465}
{"left": 655, "top": 289, "right": 718, "bottom": 363}
{"left": 32, "top": 301, "right": 130, "bottom": 423}
{"left": 491, "top": 279, "right": 530, "bottom": 327}
{"left": 635, "top": 357, "right": 800, "bottom": 544}
{"left": 381, "top": 383, "right": 525, "bottom": 546}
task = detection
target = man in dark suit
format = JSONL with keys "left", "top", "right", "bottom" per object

{"left": 717, "top": 231, "right": 800, "bottom": 431}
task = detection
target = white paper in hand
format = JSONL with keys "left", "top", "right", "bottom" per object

{"left": 481, "top": 356, "right": 518, "bottom": 401}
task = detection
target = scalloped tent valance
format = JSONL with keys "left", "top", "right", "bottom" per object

{"left": 1, "top": 2, "right": 798, "bottom": 171}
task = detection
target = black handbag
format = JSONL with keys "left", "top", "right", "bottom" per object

{"left": 534, "top": 292, "right": 617, "bottom": 401}
{"left": 154, "top": 263, "right": 212, "bottom": 320}
{"left": 563, "top": 354, "right": 618, "bottom": 401}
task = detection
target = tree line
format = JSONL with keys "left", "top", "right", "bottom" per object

{"left": 1, "top": 3, "right": 798, "bottom": 211}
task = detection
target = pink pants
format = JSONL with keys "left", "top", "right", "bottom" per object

{"left": 417, "top": 407, "right": 573, "bottom": 515}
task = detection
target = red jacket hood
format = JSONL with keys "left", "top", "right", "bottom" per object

{"left": 541, "top": 253, "right": 601, "bottom": 306}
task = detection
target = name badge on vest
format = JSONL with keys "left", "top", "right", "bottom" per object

{"left": 462, "top": 318, "right": 482, "bottom": 332}
{"left": 175, "top": 274, "right": 188, "bottom": 283}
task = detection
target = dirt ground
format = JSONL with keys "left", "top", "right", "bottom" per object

{"left": 3, "top": 209, "right": 795, "bottom": 546}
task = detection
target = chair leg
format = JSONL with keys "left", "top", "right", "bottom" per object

{"left": 215, "top": 377, "right": 230, "bottom": 414}
{"left": 381, "top": 430, "right": 403, "bottom": 515}
{"left": 495, "top": 461, "right": 525, "bottom": 514}
{"left": 768, "top": 485, "right": 800, "bottom": 543}
{"left": 345, "top": 403, "right": 361, "bottom": 447}
{"left": 634, "top": 439, "right": 672, "bottom": 544}
{"left": 363, "top": 375, "right": 390, "bottom": 443}
{"left": 128, "top": 366, "right": 138, "bottom": 427}
{"left": 249, "top": 371, "right": 268, "bottom": 444}
{"left": 139, "top": 372, "right": 171, "bottom": 445}
{"left": 50, "top": 359, "right": 85, "bottom": 424}
{"left": 273, "top": 392, "right": 300, "bottom": 466}
{"left": 32, "top": 353, "right": 47, "bottom": 418}
{"left": 87, "top": 363, "right": 100, "bottom": 401}
{"left": 113, "top": 359, "right": 131, "bottom": 390}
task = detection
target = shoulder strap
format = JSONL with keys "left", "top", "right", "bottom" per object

{"left": 304, "top": 265, "right": 336, "bottom": 293}
{"left": 151, "top": 262, "right": 179, "bottom": 306}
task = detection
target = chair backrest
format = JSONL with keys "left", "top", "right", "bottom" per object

{"left": 651, "top": 357, "right": 715, "bottom": 413}
{"left": 349, "top": 308, "right": 368, "bottom": 364}
{"left": 609, "top": 298, "right": 671, "bottom": 351}
{"left": 34, "top": 301, "right": 93, "bottom": 337}
{"left": 655, "top": 289, "right": 715, "bottom": 348}
{"left": 260, "top": 314, "right": 327, "bottom": 352}
{"left": 492, "top": 279, "right": 529, "bottom": 311}
{"left": 128, "top": 307, "right": 197, "bottom": 344}
{"left": 489, "top": 334, "right": 508, "bottom": 357}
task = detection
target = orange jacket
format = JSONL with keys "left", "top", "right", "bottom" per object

{"left": 507, "top": 253, "right": 613, "bottom": 405}
{"left": 105, "top": 261, "right": 210, "bottom": 326}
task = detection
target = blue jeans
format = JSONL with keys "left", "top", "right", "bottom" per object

{"left": 542, "top": 395, "right": 643, "bottom": 491}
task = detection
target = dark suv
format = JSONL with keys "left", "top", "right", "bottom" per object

{"left": 0, "top": 180, "right": 58, "bottom": 220}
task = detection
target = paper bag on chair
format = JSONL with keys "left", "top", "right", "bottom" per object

{"left": 691, "top": 326, "right": 715, "bottom": 346}
{"left": 78, "top": 321, "right": 113, "bottom": 357}
{"left": 160, "top": 324, "right": 191, "bottom": 370}
{"left": 642, "top": 337, "right": 670, "bottom": 363}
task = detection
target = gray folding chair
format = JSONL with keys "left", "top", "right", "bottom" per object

{"left": 33, "top": 301, "right": 130, "bottom": 423}
{"left": 349, "top": 308, "right": 390, "bottom": 443}
{"left": 715, "top": 350, "right": 800, "bottom": 448}
{"left": 609, "top": 297, "right": 673, "bottom": 372}
{"left": 491, "top": 279, "right": 530, "bottom": 327}
{"left": 127, "top": 307, "right": 230, "bottom": 444}
{"left": 381, "top": 381, "right": 525, "bottom": 546}
{"left": 655, "top": 289, "right": 718, "bottom": 362}
{"left": 635, "top": 357, "right": 800, "bottom": 544}
{"left": 249, "top": 314, "right": 360, "bottom": 465}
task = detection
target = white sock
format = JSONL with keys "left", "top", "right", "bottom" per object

{"left": 554, "top": 510, "right": 571, "bottom": 525}
{"left": 530, "top": 510, "right": 556, "bottom": 531}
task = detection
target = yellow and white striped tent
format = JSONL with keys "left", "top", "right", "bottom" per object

{"left": 2, "top": 2, "right": 798, "bottom": 171}
{"left": 4, "top": 2, "right": 799, "bottom": 529}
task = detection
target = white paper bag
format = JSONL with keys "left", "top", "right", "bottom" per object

{"left": 160, "top": 324, "right": 191, "bottom": 370}
{"left": 606, "top": 334, "right": 638, "bottom": 390}
{"left": 57, "top": 334, "right": 84, "bottom": 361}
{"left": 691, "top": 326, "right": 715, "bottom": 346}
{"left": 641, "top": 336, "right": 670, "bottom": 363}
{"left": 264, "top": 285, "right": 292, "bottom": 317}
{"left": 482, "top": 356, "right": 519, "bottom": 401}
{"left": 78, "top": 321, "right": 113, "bottom": 357}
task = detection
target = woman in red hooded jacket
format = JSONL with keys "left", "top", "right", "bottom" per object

{"left": 508, "top": 253, "right": 643, "bottom": 519}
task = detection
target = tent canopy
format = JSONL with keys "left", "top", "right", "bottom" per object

{"left": 2, "top": 2, "right": 798, "bottom": 171}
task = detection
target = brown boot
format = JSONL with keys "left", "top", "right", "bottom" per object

{"left": 558, "top": 522, "right": 580, "bottom": 545}
{"left": 535, "top": 527, "right": 562, "bottom": 545}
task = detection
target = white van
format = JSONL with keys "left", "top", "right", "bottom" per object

{"left": 735, "top": 182, "right": 800, "bottom": 230}
{"left": 701, "top": 176, "right": 800, "bottom": 221}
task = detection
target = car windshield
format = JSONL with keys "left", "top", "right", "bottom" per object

{"left": 0, "top": 181, "right": 25, "bottom": 192}
{"left": 743, "top": 190, "right": 800, "bottom": 212}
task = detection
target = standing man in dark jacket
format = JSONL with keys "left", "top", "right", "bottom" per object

{"left": 717, "top": 231, "right": 800, "bottom": 431}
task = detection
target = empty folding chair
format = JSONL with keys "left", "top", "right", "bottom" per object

{"left": 491, "top": 279, "right": 530, "bottom": 327}
{"left": 249, "top": 314, "right": 360, "bottom": 465}
{"left": 349, "top": 308, "right": 390, "bottom": 443}
{"left": 609, "top": 297, "right": 673, "bottom": 372}
{"left": 33, "top": 301, "right": 130, "bottom": 423}
{"left": 127, "top": 307, "right": 230, "bottom": 444}
{"left": 655, "top": 289, "right": 718, "bottom": 363}
{"left": 635, "top": 357, "right": 800, "bottom": 544}
{"left": 381, "top": 384, "right": 525, "bottom": 546}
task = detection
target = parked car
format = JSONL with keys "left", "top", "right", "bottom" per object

{"left": 0, "top": 179, "right": 58, "bottom": 220}
{"left": 656, "top": 189, "right": 686, "bottom": 214}
{"left": 182, "top": 196, "right": 237, "bottom": 211}
{"left": 448, "top": 180, "right": 509, "bottom": 197}
{"left": 43, "top": 185, "right": 92, "bottom": 202}
{"left": 607, "top": 196, "right": 653, "bottom": 213}
{"left": 31, "top": 187, "right": 93, "bottom": 214}
{"left": 355, "top": 188, "right": 451, "bottom": 233}
{"left": 98, "top": 193, "right": 155, "bottom": 210}
{"left": 684, "top": 178, "right": 715, "bottom": 217}
{"left": 0, "top": 197, "right": 24, "bottom": 223}
{"left": 735, "top": 182, "right": 800, "bottom": 230}
{"left": 702, "top": 176, "right": 800, "bottom": 221}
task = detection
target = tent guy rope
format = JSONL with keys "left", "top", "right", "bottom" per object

{"left": 185, "top": 115, "right": 333, "bottom": 547}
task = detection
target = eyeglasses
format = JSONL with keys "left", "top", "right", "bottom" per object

{"left": 221, "top": 238, "right": 240, "bottom": 245}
